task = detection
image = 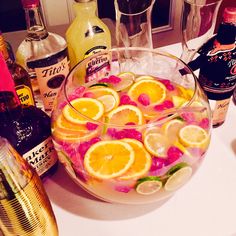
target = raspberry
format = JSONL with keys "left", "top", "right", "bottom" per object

{"left": 109, "top": 75, "right": 122, "bottom": 84}
{"left": 163, "top": 100, "right": 174, "bottom": 108}
{"left": 181, "top": 112, "right": 195, "bottom": 123}
{"left": 199, "top": 118, "right": 210, "bottom": 129}
{"left": 120, "top": 94, "right": 131, "bottom": 105}
{"left": 128, "top": 101, "right": 138, "bottom": 106}
{"left": 150, "top": 157, "right": 166, "bottom": 171}
{"left": 166, "top": 146, "right": 183, "bottom": 164}
{"left": 86, "top": 122, "right": 98, "bottom": 130}
{"left": 138, "top": 93, "right": 150, "bottom": 106}
{"left": 74, "top": 86, "right": 86, "bottom": 96}
{"left": 107, "top": 128, "right": 117, "bottom": 138}
{"left": 98, "top": 77, "right": 110, "bottom": 83}
{"left": 83, "top": 92, "right": 95, "bottom": 98}
{"left": 115, "top": 185, "right": 132, "bottom": 193}
{"left": 154, "top": 104, "right": 165, "bottom": 111}
{"left": 166, "top": 84, "right": 175, "bottom": 91}
{"left": 89, "top": 137, "right": 101, "bottom": 144}
{"left": 78, "top": 141, "right": 91, "bottom": 157}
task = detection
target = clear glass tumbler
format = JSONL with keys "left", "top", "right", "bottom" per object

{"left": 180, "top": 0, "right": 222, "bottom": 63}
{"left": 114, "top": 0, "right": 155, "bottom": 48}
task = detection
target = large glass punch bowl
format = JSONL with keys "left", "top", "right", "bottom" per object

{"left": 51, "top": 48, "right": 211, "bottom": 204}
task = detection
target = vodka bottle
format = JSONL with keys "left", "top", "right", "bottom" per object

{"left": 16, "top": 0, "right": 70, "bottom": 114}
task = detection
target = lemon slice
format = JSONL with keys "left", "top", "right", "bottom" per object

{"left": 128, "top": 79, "right": 166, "bottom": 105}
{"left": 107, "top": 105, "right": 144, "bottom": 125}
{"left": 162, "top": 119, "right": 185, "bottom": 139}
{"left": 84, "top": 140, "right": 135, "bottom": 179}
{"left": 114, "top": 72, "right": 135, "bottom": 91}
{"left": 88, "top": 87, "right": 120, "bottom": 112}
{"left": 172, "top": 95, "right": 188, "bottom": 107}
{"left": 144, "top": 133, "right": 170, "bottom": 157}
{"left": 119, "top": 139, "right": 152, "bottom": 180}
{"left": 143, "top": 126, "right": 162, "bottom": 138}
{"left": 63, "top": 97, "right": 104, "bottom": 124}
{"left": 97, "top": 94, "right": 117, "bottom": 113}
{"left": 176, "top": 85, "right": 194, "bottom": 100}
{"left": 164, "top": 166, "right": 192, "bottom": 191}
{"left": 135, "top": 75, "right": 155, "bottom": 82}
{"left": 179, "top": 125, "right": 209, "bottom": 148}
{"left": 136, "top": 176, "right": 162, "bottom": 195}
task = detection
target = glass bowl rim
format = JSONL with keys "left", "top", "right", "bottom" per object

{"left": 63, "top": 47, "right": 199, "bottom": 129}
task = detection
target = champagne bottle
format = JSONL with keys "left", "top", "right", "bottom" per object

{"left": 0, "top": 137, "right": 58, "bottom": 236}
{"left": 16, "top": 0, "right": 70, "bottom": 115}
{"left": 0, "top": 32, "right": 35, "bottom": 106}
{"left": 0, "top": 52, "right": 58, "bottom": 180}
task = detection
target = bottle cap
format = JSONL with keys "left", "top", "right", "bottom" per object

{"left": 21, "top": 0, "right": 40, "bottom": 8}
{"left": 0, "top": 53, "right": 16, "bottom": 94}
{"left": 223, "top": 7, "right": 236, "bottom": 24}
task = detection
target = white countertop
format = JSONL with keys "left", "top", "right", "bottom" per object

{"left": 42, "top": 44, "right": 236, "bottom": 236}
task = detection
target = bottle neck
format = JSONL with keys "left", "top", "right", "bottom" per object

{"left": 0, "top": 53, "right": 21, "bottom": 112}
{"left": 0, "top": 35, "right": 11, "bottom": 64}
{"left": 73, "top": 0, "right": 97, "bottom": 17}
{"left": 24, "top": 5, "right": 48, "bottom": 40}
{"left": 216, "top": 22, "right": 236, "bottom": 45}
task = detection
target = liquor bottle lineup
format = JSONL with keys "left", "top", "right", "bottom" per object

{"left": 0, "top": 0, "right": 235, "bottom": 234}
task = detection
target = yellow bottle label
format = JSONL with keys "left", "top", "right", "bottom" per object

{"left": 85, "top": 46, "right": 110, "bottom": 82}
{"left": 23, "top": 137, "right": 58, "bottom": 176}
{"left": 16, "top": 85, "right": 35, "bottom": 106}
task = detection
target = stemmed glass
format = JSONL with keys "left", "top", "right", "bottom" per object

{"left": 180, "top": 0, "right": 222, "bottom": 63}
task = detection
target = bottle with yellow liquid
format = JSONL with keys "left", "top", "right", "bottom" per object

{"left": 66, "top": 0, "right": 111, "bottom": 70}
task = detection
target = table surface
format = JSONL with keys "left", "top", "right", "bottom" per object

{"left": 42, "top": 44, "right": 236, "bottom": 236}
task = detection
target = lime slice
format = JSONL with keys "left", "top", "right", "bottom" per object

{"left": 89, "top": 83, "right": 108, "bottom": 88}
{"left": 164, "top": 165, "right": 192, "bottom": 191}
{"left": 166, "top": 162, "right": 188, "bottom": 176}
{"left": 136, "top": 176, "right": 162, "bottom": 195}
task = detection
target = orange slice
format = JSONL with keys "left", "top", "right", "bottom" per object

{"left": 62, "top": 97, "right": 104, "bottom": 124}
{"left": 107, "top": 105, "right": 144, "bottom": 125}
{"left": 84, "top": 140, "right": 135, "bottom": 179}
{"left": 128, "top": 79, "right": 166, "bottom": 105}
{"left": 54, "top": 114, "right": 88, "bottom": 134}
{"left": 119, "top": 139, "right": 152, "bottom": 180}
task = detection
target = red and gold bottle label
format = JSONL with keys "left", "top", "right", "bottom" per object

{"left": 23, "top": 137, "right": 58, "bottom": 176}
{"left": 15, "top": 84, "right": 35, "bottom": 106}
{"left": 34, "top": 57, "right": 69, "bottom": 113}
